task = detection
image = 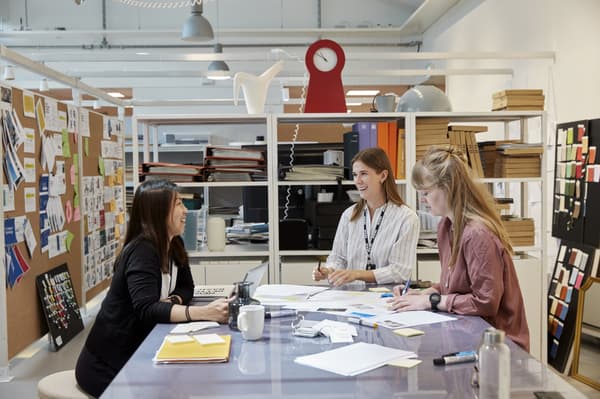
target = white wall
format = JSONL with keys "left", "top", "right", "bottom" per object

{"left": 423, "top": 0, "right": 600, "bottom": 271}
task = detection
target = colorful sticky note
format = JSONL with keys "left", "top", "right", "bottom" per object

{"left": 393, "top": 328, "right": 424, "bottom": 337}
{"left": 65, "top": 230, "right": 75, "bottom": 252}
{"left": 369, "top": 287, "right": 391, "bottom": 293}
{"left": 98, "top": 157, "right": 105, "bottom": 176}
{"left": 84, "top": 137, "right": 89, "bottom": 156}
{"left": 62, "top": 129, "right": 71, "bottom": 158}
{"left": 388, "top": 358, "right": 422, "bottom": 368}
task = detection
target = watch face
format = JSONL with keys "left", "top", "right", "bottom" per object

{"left": 313, "top": 47, "right": 338, "bottom": 72}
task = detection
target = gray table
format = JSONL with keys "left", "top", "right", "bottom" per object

{"left": 101, "top": 313, "right": 584, "bottom": 398}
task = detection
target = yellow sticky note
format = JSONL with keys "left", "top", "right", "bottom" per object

{"left": 369, "top": 287, "right": 391, "bottom": 293}
{"left": 117, "top": 213, "right": 125, "bottom": 225}
{"left": 107, "top": 175, "right": 114, "bottom": 187}
{"left": 393, "top": 328, "right": 425, "bottom": 337}
{"left": 388, "top": 358, "right": 422, "bottom": 368}
{"left": 110, "top": 199, "right": 117, "bottom": 212}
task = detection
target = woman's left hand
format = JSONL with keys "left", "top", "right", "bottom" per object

{"left": 387, "top": 292, "right": 430, "bottom": 312}
{"left": 327, "top": 269, "right": 357, "bottom": 287}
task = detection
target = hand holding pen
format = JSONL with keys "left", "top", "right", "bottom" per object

{"left": 312, "top": 260, "right": 331, "bottom": 282}
{"left": 392, "top": 278, "right": 412, "bottom": 297}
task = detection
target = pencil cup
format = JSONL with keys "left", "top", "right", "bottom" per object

{"left": 206, "top": 217, "right": 226, "bottom": 252}
{"left": 237, "top": 304, "right": 265, "bottom": 340}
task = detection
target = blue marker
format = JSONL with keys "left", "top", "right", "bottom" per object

{"left": 402, "top": 278, "right": 411, "bottom": 296}
{"left": 350, "top": 311, "right": 376, "bottom": 318}
{"left": 433, "top": 350, "right": 477, "bottom": 365}
{"left": 380, "top": 293, "right": 393, "bottom": 298}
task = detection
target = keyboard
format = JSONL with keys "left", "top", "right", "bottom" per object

{"left": 193, "top": 285, "right": 234, "bottom": 298}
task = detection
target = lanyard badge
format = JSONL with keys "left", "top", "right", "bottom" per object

{"left": 363, "top": 203, "right": 387, "bottom": 270}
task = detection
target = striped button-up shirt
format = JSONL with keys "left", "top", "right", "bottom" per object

{"left": 326, "top": 202, "right": 419, "bottom": 284}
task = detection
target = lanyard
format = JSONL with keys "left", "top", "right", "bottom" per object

{"left": 363, "top": 203, "right": 387, "bottom": 269}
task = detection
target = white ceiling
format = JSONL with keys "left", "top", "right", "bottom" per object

{"left": 0, "top": 0, "right": 474, "bottom": 101}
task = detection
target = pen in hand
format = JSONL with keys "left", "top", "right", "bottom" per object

{"left": 401, "top": 278, "right": 411, "bottom": 296}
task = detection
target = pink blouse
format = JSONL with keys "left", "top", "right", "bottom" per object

{"left": 432, "top": 217, "right": 530, "bottom": 351}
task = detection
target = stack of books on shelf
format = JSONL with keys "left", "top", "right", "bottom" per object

{"left": 493, "top": 197, "right": 513, "bottom": 216}
{"left": 479, "top": 140, "right": 519, "bottom": 177}
{"left": 447, "top": 125, "right": 488, "bottom": 178}
{"left": 416, "top": 118, "right": 450, "bottom": 161}
{"left": 491, "top": 89, "right": 545, "bottom": 111}
{"left": 203, "top": 146, "right": 266, "bottom": 182}
{"left": 281, "top": 165, "right": 344, "bottom": 181}
{"left": 226, "top": 222, "right": 268, "bottom": 242}
{"left": 140, "top": 162, "right": 204, "bottom": 182}
{"left": 501, "top": 216, "right": 535, "bottom": 246}
{"left": 494, "top": 143, "right": 543, "bottom": 178}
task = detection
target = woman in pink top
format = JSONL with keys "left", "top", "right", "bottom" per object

{"left": 388, "top": 146, "right": 530, "bottom": 351}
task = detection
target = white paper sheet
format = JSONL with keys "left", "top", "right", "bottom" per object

{"left": 294, "top": 342, "right": 415, "bottom": 376}
{"left": 373, "top": 311, "right": 456, "bottom": 329}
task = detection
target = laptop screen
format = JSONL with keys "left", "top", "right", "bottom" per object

{"left": 242, "top": 261, "right": 268, "bottom": 297}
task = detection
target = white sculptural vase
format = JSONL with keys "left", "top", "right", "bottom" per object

{"left": 233, "top": 61, "right": 284, "bottom": 114}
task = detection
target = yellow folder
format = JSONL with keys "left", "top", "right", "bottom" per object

{"left": 153, "top": 335, "right": 231, "bottom": 364}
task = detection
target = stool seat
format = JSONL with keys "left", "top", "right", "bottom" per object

{"left": 37, "top": 370, "right": 91, "bottom": 399}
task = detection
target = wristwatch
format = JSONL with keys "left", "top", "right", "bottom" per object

{"left": 429, "top": 293, "right": 441, "bottom": 312}
{"left": 169, "top": 295, "right": 180, "bottom": 305}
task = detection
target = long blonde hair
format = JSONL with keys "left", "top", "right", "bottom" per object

{"left": 411, "top": 145, "right": 513, "bottom": 266}
{"left": 350, "top": 148, "right": 406, "bottom": 221}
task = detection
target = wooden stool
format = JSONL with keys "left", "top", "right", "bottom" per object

{"left": 37, "top": 370, "right": 91, "bottom": 399}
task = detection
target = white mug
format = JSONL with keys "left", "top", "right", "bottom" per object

{"left": 237, "top": 304, "right": 265, "bottom": 341}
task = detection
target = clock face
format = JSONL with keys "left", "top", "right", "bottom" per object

{"left": 313, "top": 47, "right": 338, "bottom": 72}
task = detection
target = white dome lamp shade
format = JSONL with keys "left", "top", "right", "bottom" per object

{"left": 396, "top": 85, "right": 452, "bottom": 112}
{"left": 181, "top": 2, "right": 214, "bottom": 41}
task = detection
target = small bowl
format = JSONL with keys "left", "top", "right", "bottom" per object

{"left": 346, "top": 190, "right": 361, "bottom": 202}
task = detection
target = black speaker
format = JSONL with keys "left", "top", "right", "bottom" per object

{"left": 279, "top": 219, "right": 308, "bottom": 250}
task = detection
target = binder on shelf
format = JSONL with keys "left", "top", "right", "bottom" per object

{"left": 343, "top": 131, "right": 359, "bottom": 180}
{"left": 206, "top": 146, "right": 264, "bottom": 161}
{"left": 140, "top": 162, "right": 204, "bottom": 182}
{"left": 153, "top": 335, "right": 232, "bottom": 364}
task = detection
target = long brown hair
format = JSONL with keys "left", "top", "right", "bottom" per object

{"left": 121, "top": 179, "right": 189, "bottom": 273}
{"left": 411, "top": 145, "right": 513, "bottom": 267}
{"left": 350, "top": 147, "right": 406, "bottom": 221}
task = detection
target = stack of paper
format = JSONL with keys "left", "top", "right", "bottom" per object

{"left": 294, "top": 342, "right": 415, "bottom": 376}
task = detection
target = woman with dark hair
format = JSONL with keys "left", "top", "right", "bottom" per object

{"left": 388, "top": 146, "right": 529, "bottom": 351}
{"left": 312, "top": 148, "right": 419, "bottom": 286}
{"left": 75, "top": 179, "right": 229, "bottom": 397}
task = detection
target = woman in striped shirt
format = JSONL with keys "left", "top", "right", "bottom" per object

{"left": 312, "top": 148, "right": 419, "bottom": 286}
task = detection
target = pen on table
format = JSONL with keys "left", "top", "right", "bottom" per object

{"left": 347, "top": 317, "right": 378, "bottom": 328}
{"left": 265, "top": 309, "right": 297, "bottom": 319}
{"left": 401, "top": 278, "right": 411, "bottom": 296}
{"left": 433, "top": 350, "right": 477, "bottom": 365}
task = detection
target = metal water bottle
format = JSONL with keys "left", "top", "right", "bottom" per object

{"left": 478, "top": 327, "right": 510, "bottom": 399}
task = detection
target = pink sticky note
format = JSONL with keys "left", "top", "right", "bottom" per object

{"left": 73, "top": 207, "right": 81, "bottom": 222}
{"left": 65, "top": 200, "right": 73, "bottom": 223}
{"left": 70, "top": 165, "right": 76, "bottom": 184}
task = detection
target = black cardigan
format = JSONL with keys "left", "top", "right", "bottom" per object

{"left": 83, "top": 237, "right": 194, "bottom": 372}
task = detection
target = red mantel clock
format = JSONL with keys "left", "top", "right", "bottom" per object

{"left": 304, "top": 39, "right": 347, "bottom": 113}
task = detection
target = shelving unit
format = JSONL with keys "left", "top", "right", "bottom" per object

{"left": 131, "top": 110, "right": 547, "bottom": 360}
{"left": 131, "top": 114, "right": 274, "bottom": 283}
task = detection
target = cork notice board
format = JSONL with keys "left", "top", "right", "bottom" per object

{"left": 3, "top": 87, "right": 82, "bottom": 358}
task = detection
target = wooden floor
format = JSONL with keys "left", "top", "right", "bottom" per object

{"left": 0, "top": 293, "right": 598, "bottom": 398}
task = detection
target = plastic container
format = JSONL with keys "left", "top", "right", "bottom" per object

{"left": 206, "top": 216, "right": 226, "bottom": 252}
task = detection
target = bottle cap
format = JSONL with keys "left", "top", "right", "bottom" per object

{"left": 482, "top": 327, "right": 505, "bottom": 345}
